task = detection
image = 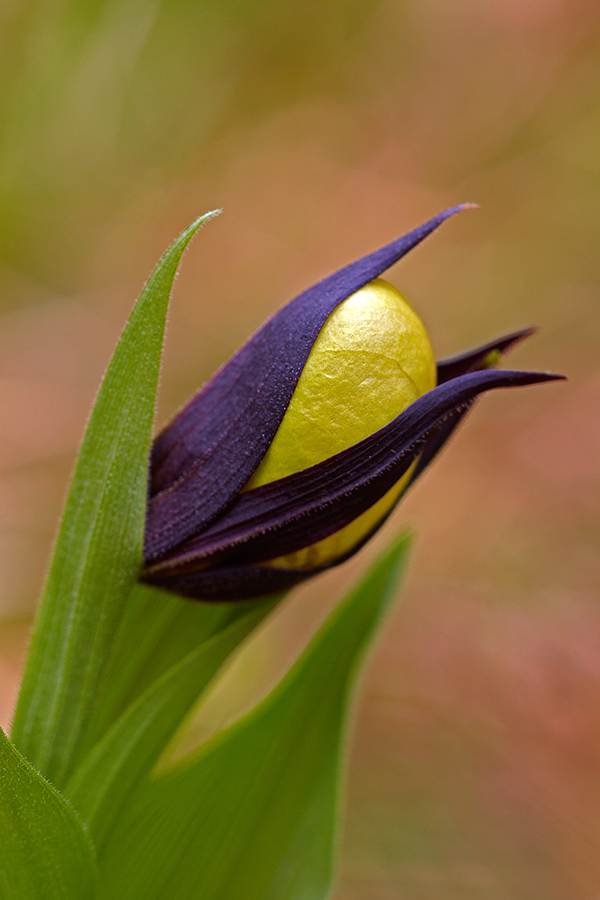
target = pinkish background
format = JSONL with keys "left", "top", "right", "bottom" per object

{"left": 1, "top": 1, "right": 599, "bottom": 896}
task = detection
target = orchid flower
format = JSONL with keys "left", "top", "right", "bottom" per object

{"left": 142, "top": 206, "right": 563, "bottom": 600}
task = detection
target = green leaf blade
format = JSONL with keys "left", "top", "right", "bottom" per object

{"left": 81, "top": 583, "right": 274, "bottom": 754}
{"left": 0, "top": 728, "right": 97, "bottom": 900}
{"left": 64, "top": 598, "right": 276, "bottom": 853}
{"left": 10, "top": 211, "right": 220, "bottom": 788}
{"left": 98, "top": 535, "right": 411, "bottom": 900}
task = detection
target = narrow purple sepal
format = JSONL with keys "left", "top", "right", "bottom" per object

{"left": 143, "top": 369, "right": 564, "bottom": 585}
{"left": 145, "top": 205, "right": 471, "bottom": 562}
{"left": 410, "top": 328, "right": 538, "bottom": 483}
{"left": 437, "top": 328, "right": 536, "bottom": 383}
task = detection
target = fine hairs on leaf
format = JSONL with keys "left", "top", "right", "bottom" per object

{"left": 10, "top": 211, "right": 220, "bottom": 787}
{"left": 0, "top": 727, "right": 97, "bottom": 898}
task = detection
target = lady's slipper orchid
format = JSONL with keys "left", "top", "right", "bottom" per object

{"left": 142, "top": 205, "right": 563, "bottom": 601}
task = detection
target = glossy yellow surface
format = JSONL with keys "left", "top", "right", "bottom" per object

{"left": 245, "top": 278, "right": 436, "bottom": 569}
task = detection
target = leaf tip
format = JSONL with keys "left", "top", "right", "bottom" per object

{"left": 186, "top": 208, "right": 222, "bottom": 238}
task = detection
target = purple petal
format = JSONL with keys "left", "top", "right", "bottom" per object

{"left": 145, "top": 205, "right": 472, "bottom": 562}
{"left": 144, "top": 369, "right": 564, "bottom": 579}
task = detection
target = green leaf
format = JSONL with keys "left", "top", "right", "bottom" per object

{"left": 98, "top": 534, "right": 411, "bottom": 900}
{"left": 64, "top": 598, "right": 277, "bottom": 853}
{"left": 10, "top": 211, "right": 220, "bottom": 788}
{"left": 0, "top": 728, "right": 97, "bottom": 899}
{"left": 79, "top": 583, "right": 276, "bottom": 756}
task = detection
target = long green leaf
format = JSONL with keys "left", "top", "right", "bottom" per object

{"left": 98, "top": 535, "right": 411, "bottom": 900}
{"left": 64, "top": 599, "right": 276, "bottom": 852}
{"left": 10, "top": 211, "right": 219, "bottom": 787}
{"left": 0, "top": 728, "right": 97, "bottom": 899}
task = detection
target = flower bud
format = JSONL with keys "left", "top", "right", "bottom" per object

{"left": 142, "top": 207, "right": 563, "bottom": 601}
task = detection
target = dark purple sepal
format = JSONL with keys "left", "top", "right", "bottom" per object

{"left": 145, "top": 205, "right": 472, "bottom": 563}
{"left": 141, "top": 564, "right": 311, "bottom": 602}
{"left": 437, "top": 328, "right": 536, "bottom": 383}
{"left": 410, "top": 328, "right": 538, "bottom": 485}
{"left": 141, "top": 500, "right": 398, "bottom": 602}
{"left": 144, "top": 369, "right": 564, "bottom": 581}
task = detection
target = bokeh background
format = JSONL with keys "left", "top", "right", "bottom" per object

{"left": 1, "top": 0, "right": 599, "bottom": 896}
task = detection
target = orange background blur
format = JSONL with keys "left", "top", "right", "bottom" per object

{"left": 1, "top": 1, "right": 599, "bottom": 897}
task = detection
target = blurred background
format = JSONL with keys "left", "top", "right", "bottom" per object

{"left": 1, "top": 0, "right": 599, "bottom": 896}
